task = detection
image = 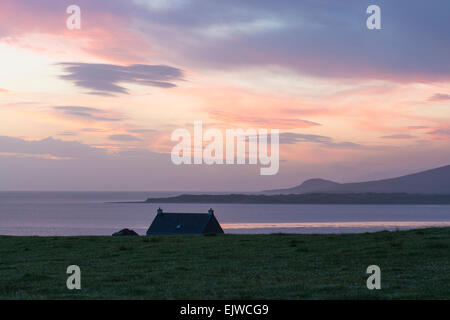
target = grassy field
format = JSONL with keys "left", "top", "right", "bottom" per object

{"left": 0, "top": 228, "right": 449, "bottom": 299}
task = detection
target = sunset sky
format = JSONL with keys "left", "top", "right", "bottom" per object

{"left": 0, "top": 0, "right": 449, "bottom": 191}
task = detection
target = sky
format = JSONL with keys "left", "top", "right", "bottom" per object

{"left": 0, "top": 0, "right": 449, "bottom": 191}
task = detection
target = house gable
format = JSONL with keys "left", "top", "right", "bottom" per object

{"left": 203, "top": 215, "right": 224, "bottom": 234}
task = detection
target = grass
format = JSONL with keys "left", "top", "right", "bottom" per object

{"left": 0, "top": 228, "right": 449, "bottom": 299}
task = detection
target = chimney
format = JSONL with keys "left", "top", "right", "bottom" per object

{"left": 157, "top": 207, "right": 163, "bottom": 215}
{"left": 208, "top": 208, "right": 214, "bottom": 215}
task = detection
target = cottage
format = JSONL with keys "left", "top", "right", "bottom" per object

{"left": 146, "top": 208, "right": 224, "bottom": 235}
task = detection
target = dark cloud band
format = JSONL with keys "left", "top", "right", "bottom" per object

{"left": 58, "top": 63, "right": 184, "bottom": 95}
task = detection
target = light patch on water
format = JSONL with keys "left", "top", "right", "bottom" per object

{"left": 222, "top": 221, "right": 450, "bottom": 229}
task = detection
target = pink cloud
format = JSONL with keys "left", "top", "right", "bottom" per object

{"left": 429, "top": 93, "right": 450, "bottom": 102}
{"left": 0, "top": 1, "right": 153, "bottom": 64}
{"left": 427, "top": 127, "right": 450, "bottom": 140}
{"left": 380, "top": 134, "right": 415, "bottom": 139}
{"left": 208, "top": 110, "right": 320, "bottom": 129}
{"left": 406, "top": 126, "right": 430, "bottom": 130}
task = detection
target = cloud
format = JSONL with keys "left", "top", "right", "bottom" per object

{"left": 117, "top": 148, "right": 159, "bottom": 157}
{"left": 280, "top": 133, "right": 331, "bottom": 144}
{"left": 81, "top": 128, "right": 108, "bottom": 133}
{"left": 58, "top": 63, "right": 184, "bottom": 95}
{"left": 406, "top": 126, "right": 429, "bottom": 130}
{"left": 1, "top": 135, "right": 449, "bottom": 192}
{"left": 0, "top": 136, "right": 104, "bottom": 158}
{"left": 0, "top": 135, "right": 274, "bottom": 191}
{"left": 2, "top": 1, "right": 450, "bottom": 81}
{"left": 0, "top": 0, "right": 154, "bottom": 63}
{"left": 208, "top": 110, "right": 320, "bottom": 129}
{"left": 128, "top": 129, "right": 158, "bottom": 133}
{"left": 427, "top": 128, "right": 450, "bottom": 138}
{"left": 1, "top": 101, "right": 41, "bottom": 107}
{"left": 380, "top": 134, "right": 415, "bottom": 139}
{"left": 131, "top": 0, "right": 450, "bottom": 82}
{"left": 429, "top": 93, "right": 450, "bottom": 101}
{"left": 109, "top": 134, "right": 141, "bottom": 142}
{"left": 53, "top": 106, "right": 123, "bottom": 122}
{"left": 57, "top": 132, "right": 77, "bottom": 136}
{"left": 279, "top": 132, "right": 363, "bottom": 149}
{"left": 86, "top": 91, "right": 117, "bottom": 97}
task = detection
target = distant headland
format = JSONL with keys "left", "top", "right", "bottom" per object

{"left": 138, "top": 165, "right": 450, "bottom": 205}
{"left": 142, "top": 193, "right": 450, "bottom": 205}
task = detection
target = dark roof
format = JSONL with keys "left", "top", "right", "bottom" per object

{"left": 146, "top": 210, "right": 224, "bottom": 235}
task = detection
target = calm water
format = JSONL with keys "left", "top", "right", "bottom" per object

{"left": 1, "top": 191, "right": 450, "bottom": 235}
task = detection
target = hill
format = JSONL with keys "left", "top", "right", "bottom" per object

{"left": 265, "top": 165, "right": 450, "bottom": 194}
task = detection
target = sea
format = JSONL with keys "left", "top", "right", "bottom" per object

{"left": 1, "top": 191, "right": 450, "bottom": 236}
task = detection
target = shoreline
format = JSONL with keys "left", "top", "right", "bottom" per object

{"left": 111, "top": 192, "right": 450, "bottom": 205}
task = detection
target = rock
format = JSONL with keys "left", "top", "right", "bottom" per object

{"left": 112, "top": 228, "right": 138, "bottom": 236}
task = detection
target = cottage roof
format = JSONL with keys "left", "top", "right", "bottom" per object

{"left": 146, "top": 208, "right": 224, "bottom": 235}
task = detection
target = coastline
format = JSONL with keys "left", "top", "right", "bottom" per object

{"left": 112, "top": 193, "right": 450, "bottom": 205}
